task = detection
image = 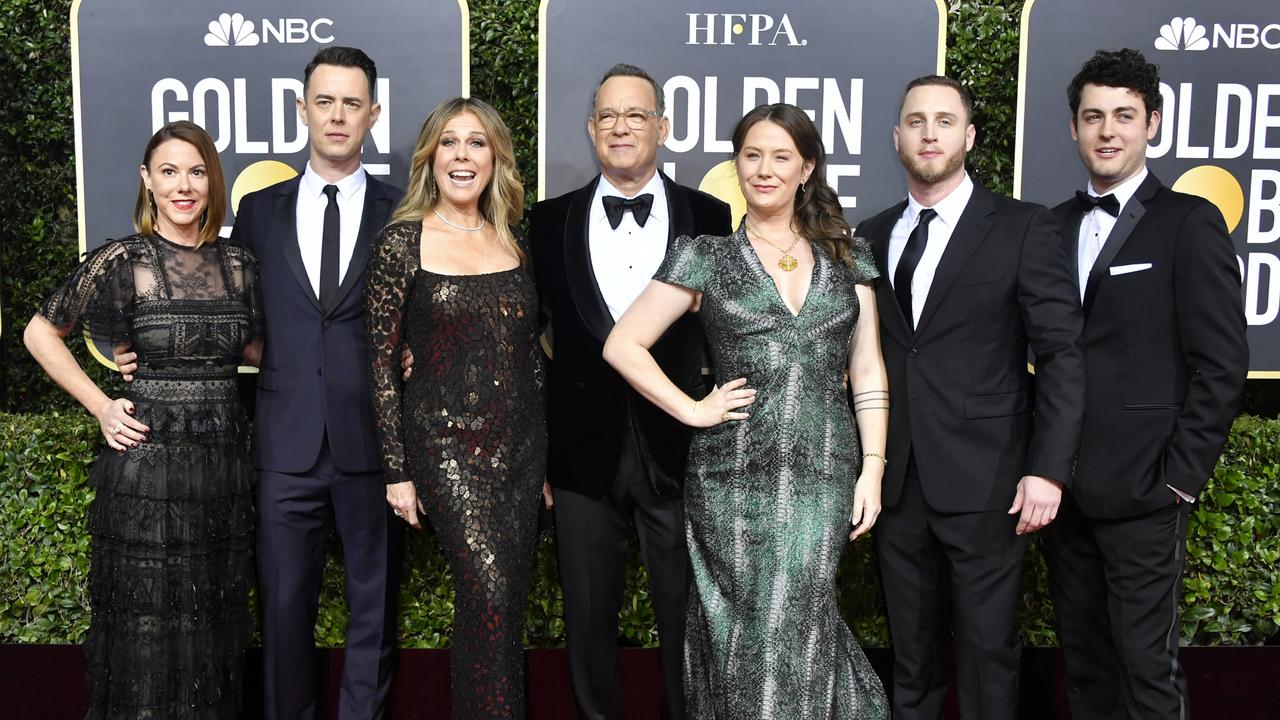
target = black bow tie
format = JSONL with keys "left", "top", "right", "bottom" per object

{"left": 602, "top": 193, "right": 654, "bottom": 230}
{"left": 1075, "top": 190, "right": 1121, "bottom": 217}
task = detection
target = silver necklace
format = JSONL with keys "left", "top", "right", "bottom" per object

{"left": 434, "top": 209, "right": 485, "bottom": 232}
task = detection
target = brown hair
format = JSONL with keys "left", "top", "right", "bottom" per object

{"left": 732, "top": 103, "right": 853, "bottom": 265}
{"left": 391, "top": 97, "right": 525, "bottom": 263}
{"left": 898, "top": 74, "right": 975, "bottom": 124}
{"left": 133, "top": 121, "right": 227, "bottom": 248}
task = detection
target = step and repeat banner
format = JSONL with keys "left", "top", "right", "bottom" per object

{"left": 538, "top": 0, "right": 947, "bottom": 224}
{"left": 1016, "top": 0, "right": 1280, "bottom": 376}
{"left": 71, "top": 0, "right": 467, "bottom": 362}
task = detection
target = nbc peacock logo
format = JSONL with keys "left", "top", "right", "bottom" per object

{"left": 204, "top": 12, "right": 260, "bottom": 47}
{"left": 1154, "top": 17, "right": 1209, "bottom": 51}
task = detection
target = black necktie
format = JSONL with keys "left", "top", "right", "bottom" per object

{"left": 602, "top": 193, "right": 654, "bottom": 230}
{"left": 1075, "top": 190, "right": 1121, "bottom": 217}
{"left": 320, "top": 184, "right": 340, "bottom": 309}
{"left": 894, "top": 208, "right": 937, "bottom": 331}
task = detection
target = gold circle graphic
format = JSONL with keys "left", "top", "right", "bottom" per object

{"left": 231, "top": 160, "right": 298, "bottom": 215}
{"left": 1171, "top": 165, "right": 1244, "bottom": 233}
{"left": 733, "top": 23, "right": 745, "bottom": 35}
{"left": 699, "top": 160, "right": 747, "bottom": 227}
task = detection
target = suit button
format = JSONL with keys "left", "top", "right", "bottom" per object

{"left": 322, "top": 319, "right": 332, "bottom": 329}
{"left": 908, "top": 348, "right": 918, "bottom": 358}
{"left": 316, "top": 368, "right": 323, "bottom": 376}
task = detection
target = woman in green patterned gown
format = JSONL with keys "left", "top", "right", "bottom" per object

{"left": 603, "top": 103, "right": 890, "bottom": 718}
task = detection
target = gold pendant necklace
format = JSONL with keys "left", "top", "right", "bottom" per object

{"left": 748, "top": 226, "right": 802, "bottom": 272}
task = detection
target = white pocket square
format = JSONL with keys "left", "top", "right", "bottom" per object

{"left": 1110, "top": 263, "right": 1152, "bottom": 276}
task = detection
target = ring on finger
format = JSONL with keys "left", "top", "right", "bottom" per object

{"left": 720, "top": 411, "right": 732, "bottom": 423}
{"left": 393, "top": 509, "right": 403, "bottom": 517}
{"left": 111, "top": 422, "right": 124, "bottom": 433}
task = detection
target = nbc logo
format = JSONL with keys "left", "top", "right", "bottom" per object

{"left": 1154, "top": 17, "right": 1209, "bottom": 51}
{"left": 205, "top": 12, "right": 260, "bottom": 47}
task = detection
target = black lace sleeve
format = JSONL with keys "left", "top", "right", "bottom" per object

{"left": 223, "top": 241, "right": 265, "bottom": 345}
{"left": 365, "top": 221, "right": 419, "bottom": 486}
{"left": 38, "top": 239, "right": 135, "bottom": 344}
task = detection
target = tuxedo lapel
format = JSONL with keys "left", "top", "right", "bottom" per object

{"left": 1083, "top": 173, "right": 1158, "bottom": 316}
{"left": 914, "top": 185, "right": 996, "bottom": 337}
{"left": 327, "top": 176, "right": 393, "bottom": 316}
{"left": 564, "top": 177, "right": 614, "bottom": 342}
{"left": 663, "top": 170, "right": 693, "bottom": 241}
{"left": 273, "top": 178, "right": 324, "bottom": 315}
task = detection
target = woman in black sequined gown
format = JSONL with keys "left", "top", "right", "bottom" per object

{"left": 366, "top": 98, "right": 546, "bottom": 719}
{"left": 23, "top": 122, "right": 259, "bottom": 718}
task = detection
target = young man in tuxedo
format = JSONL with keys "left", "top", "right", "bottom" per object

{"left": 1046, "top": 48, "right": 1248, "bottom": 720}
{"left": 528, "top": 63, "right": 731, "bottom": 720}
{"left": 854, "top": 75, "right": 1085, "bottom": 720}
{"left": 120, "top": 46, "right": 404, "bottom": 719}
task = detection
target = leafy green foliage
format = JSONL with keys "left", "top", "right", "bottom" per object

{"left": 5, "top": 411, "right": 1277, "bottom": 647}
{"left": 1182, "top": 416, "right": 1280, "bottom": 644}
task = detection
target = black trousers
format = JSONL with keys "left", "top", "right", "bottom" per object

{"left": 553, "top": 434, "right": 690, "bottom": 720}
{"left": 875, "top": 464, "right": 1026, "bottom": 720}
{"left": 1046, "top": 492, "right": 1192, "bottom": 720}
{"left": 256, "top": 438, "right": 404, "bottom": 720}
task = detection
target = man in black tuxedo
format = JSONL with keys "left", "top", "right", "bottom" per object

{"left": 1046, "top": 49, "right": 1248, "bottom": 720}
{"left": 528, "top": 63, "right": 730, "bottom": 720}
{"left": 855, "top": 75, "right": 1085, "bottom": 720}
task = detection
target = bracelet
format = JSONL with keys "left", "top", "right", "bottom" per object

{"left": 863, "top": 452, "right": 888, "bottom": 466}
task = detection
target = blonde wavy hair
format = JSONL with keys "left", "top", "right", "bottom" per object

{"left": 391, "top": 97, "right": 525, "bottom": 263}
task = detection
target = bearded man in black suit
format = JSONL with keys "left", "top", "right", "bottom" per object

{"left": 529, "top": 63, "right": 731, "bottom": 720}
{"left": 1046, "top": 48, "right": 1248, "bottom": 720}
{"left": 855, "top": 75, "right": 1085, "bottom": 720}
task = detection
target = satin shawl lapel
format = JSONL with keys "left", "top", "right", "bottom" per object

{"left": 864, "top": 201, "right": 911, "bottom": 342}
{"left": 272, "top": 177, "right": 324, "bottom": 315}
{"left": 662, "top": 170, "right": 694, "bottom": 241}
{"left": 1083, "top": 172, "right": 1159, "bottom": 316}
{"left": 327, "top": 177, "right": 393, "bottom": 316}
{"left": 564, "top": 176, "right": 614, "bottom": 342}
{"left": 914, "top": 185, "right": 996, "bottom": 338}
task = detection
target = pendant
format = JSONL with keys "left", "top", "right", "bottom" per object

{"left": 778, "top": 254, "right": 798, "bottom": 272}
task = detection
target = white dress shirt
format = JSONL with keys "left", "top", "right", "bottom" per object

{"left": 589, "top": 173, "right": 670, "bottom": 321}
{"left": 887, "top": 173, "right": 975, "bottom": 326}
{"left": 296, "top": 163, "right": 368, "bottom": 298}
{"left": 1077, "top": 167, "right": 1148, "bottom": 300}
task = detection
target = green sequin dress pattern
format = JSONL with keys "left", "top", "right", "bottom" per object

{"left": 653, "top": 222, "right": 888, "bottom": 719}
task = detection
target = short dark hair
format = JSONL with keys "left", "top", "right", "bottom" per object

{"left": 1067, "top": 48, "right": 1162, "bottom": 120}
{"left": 590, "top": 63, "right": 665, "bottom": 116}
{"left": 304, "top": 46, "right": 377, "bottom": 100}
{"left": 898, "top": 75, "right": 974, "bottom": 124}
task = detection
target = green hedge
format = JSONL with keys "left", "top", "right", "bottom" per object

{"left": 3, "top": 410, "right": 1277, "bottom": 648}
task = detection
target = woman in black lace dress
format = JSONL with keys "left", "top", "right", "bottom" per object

{"left": 366, "top": 97, "right": 547, "bottom": 719}
{"left": 23, "top": 121, "right": 260, "bottom": 718}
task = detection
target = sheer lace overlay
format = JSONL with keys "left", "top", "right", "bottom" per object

{"left": 39, "top": 234, "right": 260, "bottom": 719}
{"left": 366, "top": 221, "right": 547, "bottom": 719}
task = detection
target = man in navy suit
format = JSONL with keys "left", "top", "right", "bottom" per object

{"left": 120, "top": 46, "right": 404, "bottom": 719}
{"left": 1047, "top": 49, "right": 1248, "bottom": 720}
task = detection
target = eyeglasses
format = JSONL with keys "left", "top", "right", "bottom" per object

{"left": 592, "top": 109, "right": 662, "bottom": 130}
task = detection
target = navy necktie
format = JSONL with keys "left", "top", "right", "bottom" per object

{"left": 320, "top": 184, "right": 340, "bottom": 309}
